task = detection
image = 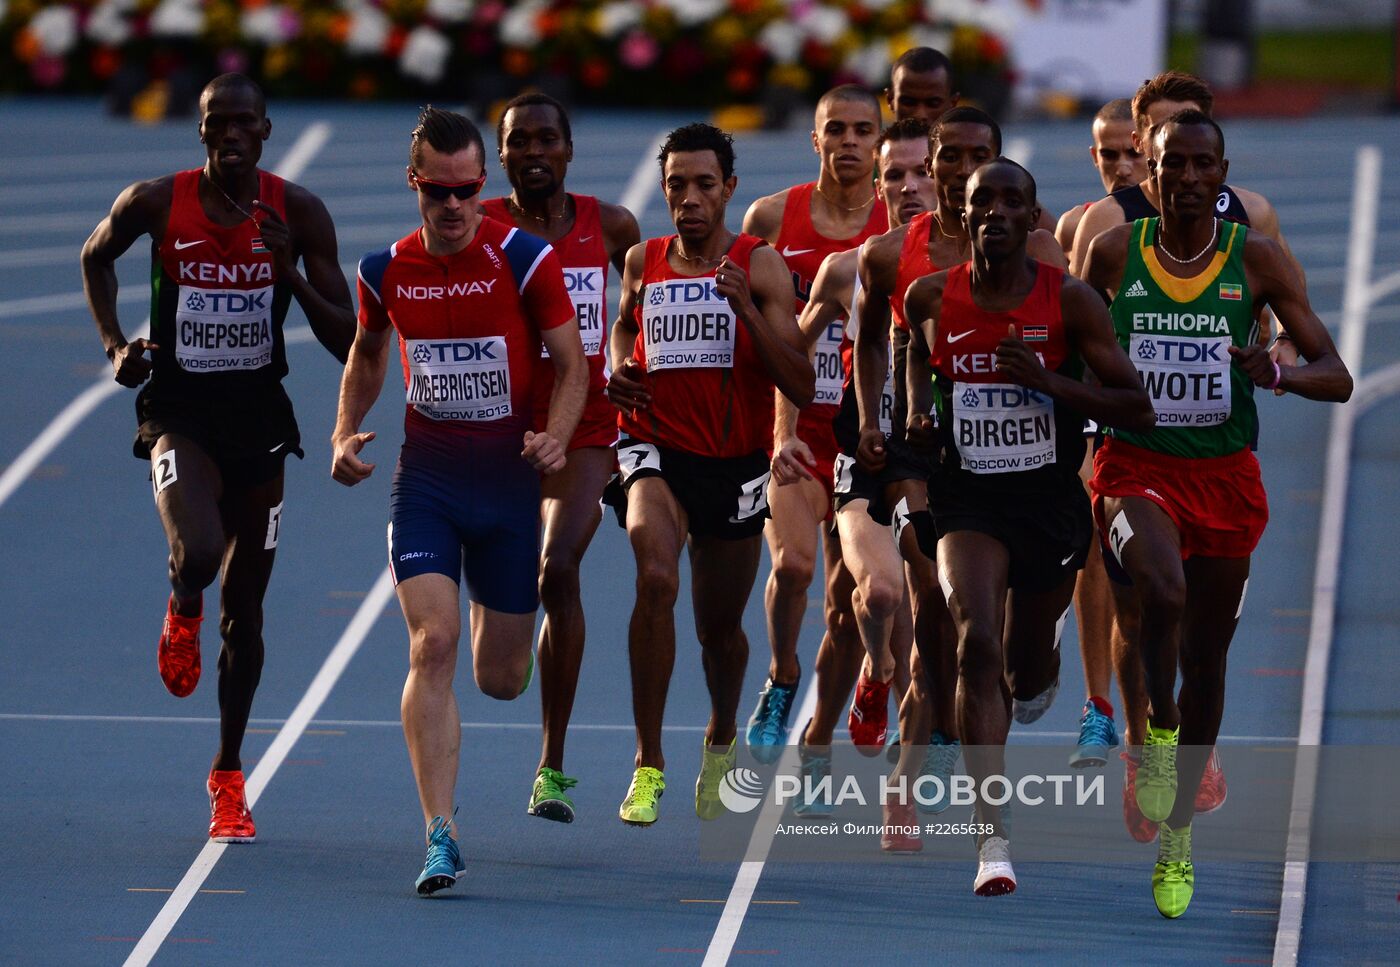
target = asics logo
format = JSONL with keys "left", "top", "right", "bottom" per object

{"left": 946, "top": 330, "right": 975, "bottom": 344}
{"left": 173, "top": 238, "right": 206, "bottom": 250}
{"left": 781, "top": 246, "right": 815, "bottom": 257}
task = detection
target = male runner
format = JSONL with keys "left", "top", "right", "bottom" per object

{"left": 331, "top": 107, "right": 587, "bottom": 895}
{"left": 604, "top": 123, "right": 812, "bottom": 825}
{"left": 1056, "top": 97, "right": 1148, "bottom": 774}
{"left": 883, "top": 46, "right": 959, "bottom": 124}
{"left": 1069, "top": 70, "right": 1304, "bottom": 831}
{"left": 482, "top": 93, "right": 641, "bottom": 821}
{"left": 1055, "top": 98, "right": 1146, "bottom": 255}
{"left": 1082, "top": 111, "right": 1351, "bottom": 917}
{"left": 905, "top": 158, "right": 1154, "bottom": 895}
{"left": 782, "top": 118, "right": 934, "bottom": 840}
{"left": 81, "top": 73, "right": 354, "bottom": 843}
{"left": 741, "top": 84, "right": 886, "bottom": 761}
{"left": 854, "top": 108, "right": 1067, "bottom": 764}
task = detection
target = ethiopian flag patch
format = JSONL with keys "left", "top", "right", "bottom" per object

{"left": 1218, "top": 282, "right": 1242, "bottom": 301}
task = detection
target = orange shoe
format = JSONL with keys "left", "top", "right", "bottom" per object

{"left": 1194, "top": 747, "right": 1228, "bottom": 813}
{"left": 158, "top": 595, "right": 202, "bottom": 698}
{"left": 848, "top": 673, "right": 892, "bottom": 755}
{"left": 208, "top": 769, "right": 257, "bottom": 843}
{"left": 880, "top": 796, "right": 923, "bottom": 853}
{"left": 1122, "top": 752, "right": 1158, "bottom": 843}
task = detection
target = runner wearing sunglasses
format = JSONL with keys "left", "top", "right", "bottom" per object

{"left": 331, "top": 106, "right": 588, "bottom": 895}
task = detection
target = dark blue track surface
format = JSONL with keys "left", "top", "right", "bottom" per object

{"left": 2, "top": 100, "right": 1398, "bottom": 966}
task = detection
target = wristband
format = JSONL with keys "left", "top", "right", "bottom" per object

{"left": 1265, "top": 359, "right": 1282, "bottom": 390}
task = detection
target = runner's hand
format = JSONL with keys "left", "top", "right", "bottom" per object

{"left": 906, "top": 413, "right": 937, "bottom": 451}
{"left": 1267, "top": 336, "right": 1300, "bottom": 396}
{"left": 714, "top": 256, "right": 752, "bottom": 313}
{"left": 771, "top": 437, "right": 817, "bottom": 485}
{"left": 110, "top": 337, "right": 158, "bottom": 388}
{"left": 607, "top": 357, "right": 651, "bottom": 412}
{"left": 523, "top": 430, "right": 566, "bottom": 474}
{"left": 331, "top": 431, "right": 376, "bottom": 486}
{"left": 1229, "top": 343, "right": 1281, "bottom": 390}
{"left": 252, "top": 201, "right": 296, "bottom": 278}
{"left": 994, "top": 324, "right": 1046, "bottom": 390}
{"left": 856, "top": 427, "right": 887, "bottom": 473}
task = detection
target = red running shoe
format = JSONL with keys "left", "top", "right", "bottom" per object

{"left": 1194, "top": 747, "right": 1228, "bottom": 814}
{"left": 848, "top": 673, "right": 892, "bottom": 755}
{"left": 1122, "top": 752, "right": 1158, "bottom": 843}
{"left": 158, "top": 595, "right": 202, "bottom": 698}
{"left": 208, "top": 769, "right": 257, "bottom": 843}
{"left": 881, "top": 796, "right": 923, "bottom": 853}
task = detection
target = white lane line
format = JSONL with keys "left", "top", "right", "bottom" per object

{"left": 1272, "top": 144, "right": 1381, "bottom": 967}
{"left": 0, "top": 123, "right": 332, "bottom": 513}
{"left": 0, "top": 288, "right": 146, "bottom": 320}
{"left": 619, "top": 130, "right": 669, "bottom": 223}
{"left": 702, "top": 679, "right": 818, "bottom": 967}
{"left": 123, "top": 567, "right": 394, "bottom": 967}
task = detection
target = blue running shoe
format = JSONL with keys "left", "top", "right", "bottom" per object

{"left": 793, "top": 725, "right": 833, "bottom": 818}
{"left": 917, "top": 731, "right": 961, "bottom": 815}
{"left": 1069, "top": 700, "right": 1119, "bottom": 768}
{"left": 745, "top": 677, "right": 798, "bottom": 765}
{"left": 415, "top": 815, "right": 465, "bottom": 896}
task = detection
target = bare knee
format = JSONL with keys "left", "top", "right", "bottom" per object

{"left": 538, "top": 547, "right": 581, "bottom": 611}
{"left": 770, "top": 546, "right": 816, "bottom": 596}
{"left": 408, "top": 625, "right": 458, "bottom": 684}
{"left": 476, "top": 656, "right": 528, "bottom": 701}
{"left": 956, "top": 626, "right": 1002, "bottom": 691}
{"left": 636, "top": 562, "right": 680, "bottom": 608}
{"left": 1136, "top": 569, "right": 1186, "bottom": 624}
{"left": 853, "top": 570, "right": 902, "bottom": 622}
{"left": 170, "top": 534, "right": 222, "bottom": 595}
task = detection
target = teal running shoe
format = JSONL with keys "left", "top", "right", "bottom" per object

{"left": 1069, "top": 701, "right": 1119, "bottom": 768}
{"left": 415, "top": 815, "right": 464, "bottom": 896}
{"left": 916, "top": 731, "right": 961, "bottom": 815}
{"left": 745, "top": 677, "right": 799, "bottom": 765}
{"left": 793, "top": 728, "right": 833, "bottom": 818}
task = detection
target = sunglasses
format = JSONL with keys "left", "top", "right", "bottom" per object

{"left": 409, "top": 170, "right": 487, "bottom": 201}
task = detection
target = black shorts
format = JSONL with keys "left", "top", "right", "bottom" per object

{"left": 831, "top": 379, "right": 934, "bottom": 524}
{"left": 134, "top": 386, "right": 302, "bottom": 488}
{"left": 926, "top": 475, "right": 1092, "bottom": 593}
{"left": 604, "top": 438, "right": 770, "bottom": 540}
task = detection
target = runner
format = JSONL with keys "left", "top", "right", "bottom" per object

{"left": 784, "top": 118, "right": 934, "bottom": 841}
{"left": 883, "top": 46, "right": 959, "bottom": 124}
{"left": 482, "top": 93, "right": 641, "bottom": 822}
{"left": 80, "top": 73, "right": 355, "bottom": 844}
{"left": 1069, "top": 70, "right": 1305, "bottom": 832}
{"left": 1055, "top": 97, "right": 1148, "bottom": 774}
{"left": 604, "top": 123, "right": 812, "bottom": 826}
{"left": 330, "top": 107, "right": 587, "bottom": 895}
{"left": 904, "top": 158, "right": 1154, "bottom": 895}
{"left": 1082, "top": 111, "right": 1352, "bottom": 917}
{"left": 741, "top": 83, "right": 886, "bottom": 762}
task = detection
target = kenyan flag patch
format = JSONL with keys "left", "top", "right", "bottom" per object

{"left": 251, "top": 237, "right": 267, "bottom": 254}
{"left": 1022, "top": 324, "right": 1049, "bottom": 342}
{"left": 1218, "top": 282, "right": 1242, "bottom": 301}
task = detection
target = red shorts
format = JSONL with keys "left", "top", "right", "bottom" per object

{"left": 1090, "top": 437, "right": 1268, "bottom": 560}
{"left": 797, "top": 406, "right": 839, "bottom": 521}
{"left": 532, "top": 355, "right": 618, "bottom": 451}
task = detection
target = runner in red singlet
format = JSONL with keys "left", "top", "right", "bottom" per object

{"left": 482, "top": 93, "right": 641, "bottom": 823}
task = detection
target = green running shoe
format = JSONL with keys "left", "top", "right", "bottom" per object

{"left": 696, "top": 738, "right": 737, "bottom": 820}
{"left": 518, "top": 649, "right": 535, "bottom": 697}
{"left": 1152, "top": 822, "right": 1194, "bottom": 918}
{"left": 527, "top": 766, "right": 578, "bottom": 823}
{"left": 619, "top": 766, "right": 665, "bottom": 826}
{"left": 1137, "top": 722, "right": 1180, "bottom": 823}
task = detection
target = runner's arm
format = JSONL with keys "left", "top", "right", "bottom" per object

{"left": 741, "top": 192, "right": 785, "bottom": 244}
{"left": 1069, "top": 197, "right": 1122, "bottom": 278}
{"left": 606, "top": 243, "right": 650, "bottom": 413}
{"left": 902, "top": 274, "right": 941, "bottom": 448}
{"left": 600, "top": 200, "right": 642, "bottom": 277}
{"left": 538, "top": 318, "right": 588, "bottom": 459}
{"left": 720, "top": 244, "right": 813, "bottom": 407}
{"left": 270, "top": 187, "right": 355, "bottom": 363}
{"left": 1236, "top": 235, "right": 1352, "bottom": 403}
{"left": 773, "top": 257, "right": 850, "bottom": 483}
{"left": 854, "top": 235, "right": 895, "bottom": 456}
{"left": 1029, "top": 228, "right": 1069, "bottom": 270}
{"left": 330, "top": 321, "right": 391, "bottom": 486}
{"left": 1055, "top": 205, "right": 1087, "bottom": 257}
{"left": 80, "top": 178, "right": 167, "bottom": 385}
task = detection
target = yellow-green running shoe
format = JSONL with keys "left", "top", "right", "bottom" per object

{"left": 1136, "top": 722, "right": 1179, "bottom": 823}
{"left": 696, "top": 738, "right": 737, "bottom": 820}
{"left": 619, "top": 766, "right": 665, "bottom": 826}
{"left": 1152, "top": 822, "right": 1194, "bottom": 918}
{"left": 527, "top": 766, "right": 578, "bottom": 823}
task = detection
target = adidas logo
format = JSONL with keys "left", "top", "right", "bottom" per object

{"left": 1123, "top": 279, "right": 1149, "bottom": 298}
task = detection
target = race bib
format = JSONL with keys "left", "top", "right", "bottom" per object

{"left": 813, "top": 318, "right": 844, "bottom": 406}
{"left": 833, "top": 452, "right": 856, "bottom": 495}
{"left": 543, "top": 266, "right": 605, "bottom": 359}
{"left": 174, "top": 285, "right": 275, "bottom": 372}
{"left": 878, "top": 351, "right": 896, "bottom": 436}
{"left": 405, "top": 337, "right": 512, "bottom": 422}
{"left": 731, "top": 469, "right": 771, "bottom": 523}
{"left": 1129, "top": 333, "right": 1232, "bottom": 427}
{"left": 953, "top": 381, "right": 1056, "bottom": 474}
{"left": 617, "top": 441, "right": 662, "bottom": 482}
{"left": 641, "top": 278, "right": 736, "bottom": 370}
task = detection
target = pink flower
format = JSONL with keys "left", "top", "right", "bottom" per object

{"left": 619, "top": 30, "right": 658, "bottom": 70}
{"left": 31, "top": 55, "right": 67, "bottom": 88}
{"left": 217, "top": 47, "right": 249, "bottom": 75}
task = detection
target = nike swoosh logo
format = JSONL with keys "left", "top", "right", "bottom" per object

{"left": 173, "top": 239, "right": 205, "bottom": 250}
{"left": 946, "top": 331, "right": 975, "bottom": 344}
{"left": 578, "top": 235, "right": 594, "bottom": 243}
{"left": 268, "top": 442, "right": 285, "bottom": 454}
{"left": 1061, "top": 553, "right": 1074, "bottom": 566}
{"left": 781, "top": 246, "right": 815, "bottom": 257}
